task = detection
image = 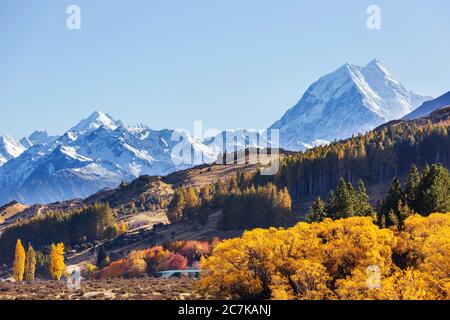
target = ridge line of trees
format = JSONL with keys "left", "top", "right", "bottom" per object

{"left": 307, "top": 164, "right": 450, "bottom": 229}
{"left": 253, "top": 120, "right": 449, "bottom": 200}
{"left": 168, "top": 172, "right": 292, "bottom": 230}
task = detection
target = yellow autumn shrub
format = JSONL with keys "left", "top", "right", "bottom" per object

{"left": 125, "top": 250, "right": 147, "bottom": 277}
{"left": 395, "top": 213, "right": 450, "bottom": 298}
{"left": 199, "top": 228, "right": 278, "bottom": 299}
{"left": 199, "top": 213, "right": 450, "bottom": 300}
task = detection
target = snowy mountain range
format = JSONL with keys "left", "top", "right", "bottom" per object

{"left": 0, "top": 112, "right": 217, "bottom": 205}
{"left": 269, "top": 59, "right": 431, "bottom": 151}
{"left": 0, "top": 131, "right": 58, "bottom": 166}
{"left": 0, "top": 59, "right": 434, "bottom": 205}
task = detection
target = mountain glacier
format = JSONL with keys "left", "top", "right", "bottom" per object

{"left": 269, "top": 59, "right": 431, "bottom": 151}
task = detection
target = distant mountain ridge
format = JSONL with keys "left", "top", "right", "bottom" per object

{"left": 269, "top": 59, "right": 431, "bottom": 151}
{"left": 403, "top": 91, "right": 450, "bottom": 120}
{"left": 0, "top": 112, "right": 217, "bottom": 205}
{"left": 0, "top": 131, "right": 57, "bottom": 166}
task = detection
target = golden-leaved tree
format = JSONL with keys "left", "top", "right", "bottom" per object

{"left": 49, "top": 243, "right": 66, "bottom": 280}
{"left": 12, "top": 239, "right": 26, "bottom": 282}
{"left": 199, "top": 214, "right": 450, "bottom": 300}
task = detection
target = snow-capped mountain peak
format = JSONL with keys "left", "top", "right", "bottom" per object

{"left": 70, "top": 111, "right": 121, "bottom": 134}
{"left": 365, "top": 58, "right": 392, "bottom": 77}
{"left": 270, "top": 59, "right": 431, "bottom": 151}
{"left": 0, "top": 135, "right": 27, "bottom": 166}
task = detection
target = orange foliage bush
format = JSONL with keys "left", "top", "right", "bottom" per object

{"left": 98, "top": 259, "right": 128, "bottom": 279}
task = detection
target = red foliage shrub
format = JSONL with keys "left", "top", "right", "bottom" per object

{"left": 163, "top": 253, "right": 188, "bottom": 271}
{"left": 170, "top": 241, "right": 211, "bottom": 264}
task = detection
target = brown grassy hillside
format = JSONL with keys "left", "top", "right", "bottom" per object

{"left": 0, "top": 201, "right": 28, "bottom": 226}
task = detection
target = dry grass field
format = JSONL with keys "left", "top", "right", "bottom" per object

{"left": 0, "top": 277, "right": 203, "bottom": 300}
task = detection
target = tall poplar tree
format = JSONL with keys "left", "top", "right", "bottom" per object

{"left": 49, "top": 243, "right": 65, "bottom": 280}
{"left": 13, "top": 239, "right": 26, "bottom": 282}
{"left": 25, "top": 244, "right": 36, "bottom": 282}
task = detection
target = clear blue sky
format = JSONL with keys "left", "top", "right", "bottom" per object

{"left": 1, "top": 0, "right": 449, "bottom": 138}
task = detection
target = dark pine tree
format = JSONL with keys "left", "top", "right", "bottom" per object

{"left": 380, "top": 178, "right": 405, "bottom": 227}
{"left": 405, "top": 164, "right": 421, "bottom": 212}
{"left": 96, "top": 245, "right": 110, "bottom": 269}
{"left": 418, "top": 164, "right": 450, "bottom": 215}
{"left": 307, "top": 197, "right": 327, "bottom": 222}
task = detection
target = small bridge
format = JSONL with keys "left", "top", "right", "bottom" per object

{"left": 156, "top": 269, "right": 204, "bottom": 279}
